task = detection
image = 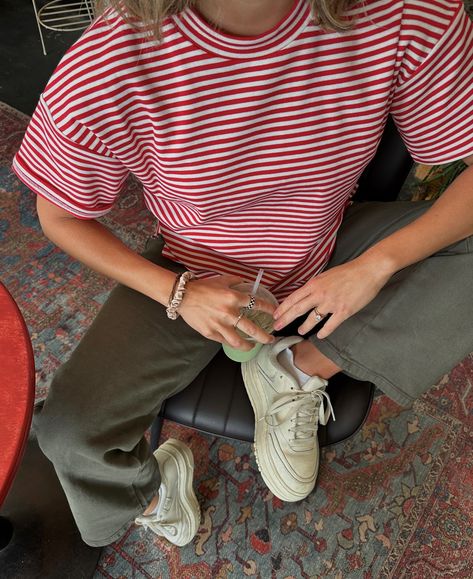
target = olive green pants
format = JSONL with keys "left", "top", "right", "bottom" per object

{"left": 34, "top": 201, "right": 473, "bottom": 546}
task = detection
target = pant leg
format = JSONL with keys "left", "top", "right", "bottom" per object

{"left": 307, "top": 201, "right": 473, "bottom": 406}
{"left": 34, "top": 236, "right": 221, "bottom": 547}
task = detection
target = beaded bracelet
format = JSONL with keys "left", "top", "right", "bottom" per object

{"left": 166, "top": 271, "right": 195, "bottom": 320}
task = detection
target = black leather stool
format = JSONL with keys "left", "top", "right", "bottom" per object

{"left": 151, "top": 115, "right": 413, "bottom": 449}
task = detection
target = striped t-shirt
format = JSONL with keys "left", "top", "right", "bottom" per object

{"left": 13, "top": 0, "right": 473, "bottom": 299}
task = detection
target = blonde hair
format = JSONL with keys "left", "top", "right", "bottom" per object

{"left": 94, "top": 0, "right": 359, "bottom": 42}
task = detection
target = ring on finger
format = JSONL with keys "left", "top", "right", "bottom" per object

{"left": 234, "top": 312, "right": 244, "bottom": 329}
{"left": 243, "top": 294, "right": 256, "bottom": 311}
{"left": 313, "top": 306, "right": 326, "bottom": 322}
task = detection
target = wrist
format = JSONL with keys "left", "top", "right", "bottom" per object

{"left": 356, "top": 244, "right": 400, "bottom": 279}
{"left": 124, "top": 259, "right": 177, "bottom": 306}
{"left": 166, "top": 271, "right": 195, "bottom": 319}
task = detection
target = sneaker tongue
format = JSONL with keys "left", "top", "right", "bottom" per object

{"left": 272, "top": 335, "right": 304, "bottom": 355}
{"left": 301, "top": 375, "right": 328, "bottom": 392}
{"left": 274, "top": 354, "right": 300, "bottom": 389}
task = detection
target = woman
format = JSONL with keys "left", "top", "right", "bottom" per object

{"left": 12, "top": 0, "right": 473, "bottom": 548}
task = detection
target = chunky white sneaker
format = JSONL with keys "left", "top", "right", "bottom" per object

{"left": 242, "top": 336, "right": 335, "bottom": 502}
{"left": 134, "top": 438, "right": 200, "bottom": 546}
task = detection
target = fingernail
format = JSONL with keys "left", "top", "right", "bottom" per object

{"left": 273, "top": 323, "right": 281, "bottom": 330}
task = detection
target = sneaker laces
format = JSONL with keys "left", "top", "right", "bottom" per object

{"left": 135, "top": 482, "right": 178, "bottom": 537}
{"left": 135, "top": 516, "right": 178, "bottom": 537}
{"left": 263, "top": 381, "right": 335, "bottom": 442}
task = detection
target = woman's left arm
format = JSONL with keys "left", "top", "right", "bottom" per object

{"left": 361, "top": 156, "right": 473, "bottom": 274}
{"left": 274, "top": 156, "right": 473, "bottom": 339}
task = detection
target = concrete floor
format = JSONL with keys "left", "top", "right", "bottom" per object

{"left": 1, "top": 0, "right": 82, "bottom": 115}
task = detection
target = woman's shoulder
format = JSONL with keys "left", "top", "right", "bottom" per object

{"left": 357, "top": 0, "right": 463, "bottom": 10}
{"left": 348, "top": 0, "right": 464, "bottom": 40}
{"left": 40, "top": 7, "right": 171, "bottom": 129}
{"left": 350, "top": 0, "right": 463, "bottom": 23}
{"left": 42, "top": 7, "right": 170, "bottom": 104}
{"left": 394, "top": 0, "right": 465, "bottom": 44}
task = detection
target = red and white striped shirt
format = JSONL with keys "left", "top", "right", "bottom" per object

{"left": 13, "top": 0, "right": 473, "bottom": 299}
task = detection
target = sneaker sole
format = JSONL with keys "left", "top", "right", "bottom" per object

{"left": 242, "top": 359, "right": 318, "bottom": 502}
{"left": 154, "top": 438, "right": 201, "bottom": 546}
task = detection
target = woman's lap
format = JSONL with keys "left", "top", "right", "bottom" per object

{"left": 309, "top": 201, "right": 473, "bottom": 405}
{"left": 43, "top": 200, "right": 473, "bottom": 415}
{"left": 35, "top": 200, "right": 473, "bottom": 543}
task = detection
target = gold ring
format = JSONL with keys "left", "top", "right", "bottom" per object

{"left": 234, "top": 312, "right": 244, "bottom": 329}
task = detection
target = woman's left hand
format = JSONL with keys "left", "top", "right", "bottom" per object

{"left": 273, "top": 255, "right": 394, "bottom": 339}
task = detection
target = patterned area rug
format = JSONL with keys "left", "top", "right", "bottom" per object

{"left": 2, "top": 89, "right": 473, "bottom": 579}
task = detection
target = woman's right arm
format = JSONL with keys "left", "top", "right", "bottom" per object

{"left": 37, "top": 195, "right": 177, "bottom": 306}
{"left": 37, "top": 196, "right": 275, "bottom": 350}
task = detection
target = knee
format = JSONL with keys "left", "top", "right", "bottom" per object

{"left": 34, "top": 368, "right": 93, "bottom": 464}
{"left": 34, "top": 395, "right": 86, "bottom": 465}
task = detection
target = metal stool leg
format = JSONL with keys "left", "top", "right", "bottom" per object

{"left": 31, "top": 0, "right": 47, "bottom": 55}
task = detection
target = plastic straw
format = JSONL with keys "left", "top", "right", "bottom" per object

{"left": 252, "top": 269, "right": 264, "bottom": 294}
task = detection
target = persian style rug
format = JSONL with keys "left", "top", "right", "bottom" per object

{"left": 2, "top": 93, "right": 473, "bottom": 579}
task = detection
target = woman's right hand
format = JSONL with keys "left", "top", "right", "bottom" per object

{"left": 178, "top": 275, "right": 277, "bottom": 351}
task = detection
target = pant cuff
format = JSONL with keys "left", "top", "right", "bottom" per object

{"left": 82, "top": 503, "right": 152, "bottom": 547}
{"left": 82, "top": 457, "right": 160, "bottom": 547}
{"left": 310, "top": 336, "right": 415, "bottom": 408}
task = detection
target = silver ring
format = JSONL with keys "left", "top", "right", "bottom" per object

{"left": 234, "top": 312, "right": 244, "bottom": 329}
{"left": 313, "top": 306, "right": 325, "bottom": 322}
{"left": 244, "top": 294, "right": 256, "bottom": 311}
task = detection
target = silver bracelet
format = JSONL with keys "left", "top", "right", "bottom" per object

{"left": 166, "top": 271, "right": 195, "bottom": 320}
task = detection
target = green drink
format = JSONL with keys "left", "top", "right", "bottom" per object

{"left": 222, "top": 283, "right": 278, "bottom": 362}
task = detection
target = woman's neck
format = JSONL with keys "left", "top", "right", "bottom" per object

{"left": 195, "top": 0, "right": 296, "bottom": 37}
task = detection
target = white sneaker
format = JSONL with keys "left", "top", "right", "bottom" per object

{"left": 241, "top": 336, "right": 335, "bottom": 502}
{"left": 134, "top": 438, "right": 200, "bottom": 546}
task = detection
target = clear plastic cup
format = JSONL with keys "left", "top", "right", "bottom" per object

{"left": 222, "top": 282, "right": 279, "bottom": 362}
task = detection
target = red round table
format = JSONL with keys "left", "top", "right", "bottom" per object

{"left": 0, "top": 281, "right": 35, "bottom": 551}
{"left": 0, "top": 280, "right": 101, "bottom": 575}
{"left": 0, "top": 281, "right": 35, "bottom": 509}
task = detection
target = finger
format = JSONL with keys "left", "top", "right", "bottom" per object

{"left": 316, "top": 311, "right": 347, "bottom": 339}
{"left": 297, "top": 308, "right": 329, "bottom": 336}
{"left": 237, "top": 317, "right": 275, "bottom": 345}
{"left": 205, "top": 329, "right": 228, "bottom": 345}
{"left": 231, "top": 290, "right": 277, "bottom": 316}
{"left": 273, "top": 294, "right": 315, "bottom": 330}
{"left": 273, "top": 285, "right": 311, "bottom": 320}
{"left": 249, "top": 297, "right": 277, "bottom": 316}
{"left": 219, "top": 325, "right": 254, "bottom": 351}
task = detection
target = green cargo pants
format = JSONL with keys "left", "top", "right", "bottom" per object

{"left": 34, "top": 201, "right": 473, "bottom": 546}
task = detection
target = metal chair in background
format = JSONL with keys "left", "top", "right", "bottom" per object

{"left": 31, "top": 0, "right": 95, "bottom": 55}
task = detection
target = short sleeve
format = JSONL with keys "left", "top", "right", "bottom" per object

{"left": 390, "top": 0, "right": 473, "bottom": 164}
{"left": 12, "top": 96, "right": 129, "bottom": 219}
